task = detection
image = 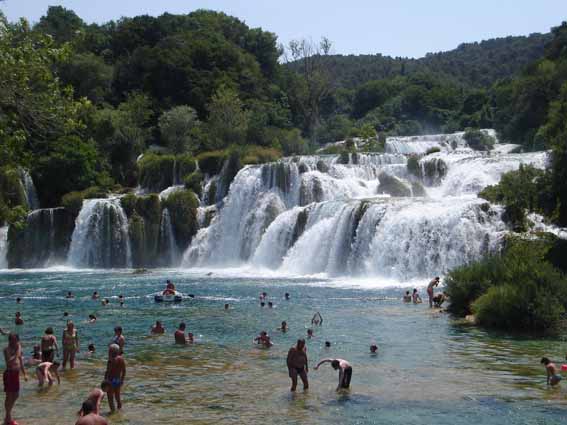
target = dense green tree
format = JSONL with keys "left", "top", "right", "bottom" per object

{"left": 158, "top": 106, "right": 199, "bottom": 154}
{"left": 34, "top": 6, "right": 85, "bottom": 45}
{"left": 207, "top": 86, "right": 249, "bottom": 148}
{"left": 58, "top": 53, "right": 113, "bottom": 103}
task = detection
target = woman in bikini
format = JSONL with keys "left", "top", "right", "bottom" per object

{"left": 41, "top": 327, "right": 59, "bottom": 362}
{"left": 62, "top": 321, "right": 79, "bottom": 369}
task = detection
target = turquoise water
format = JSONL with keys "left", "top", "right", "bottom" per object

{"left": 1, "top": 270, "right": 567, "bottom": 424}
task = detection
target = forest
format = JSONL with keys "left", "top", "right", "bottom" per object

{"left": 0, "top": 7, "right": 566, "bottom": 231}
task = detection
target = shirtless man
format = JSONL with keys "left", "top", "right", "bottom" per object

{"left": 254, "top": 331, "right": 273, "bottom": 348}
{"left": 541, "top": 357, "right": 562, "bottom": 386}
{"left": 3, "top": 333, "right": 27, "bottom": 425}
{"left": 287, "top": 339, "right": 309, "bottom": 392}
{"left": 174, "top": 323, "right": 188, "bottom": 344}
{"left": 150, "top": 321, "right": 165, "bottom": 335}
{"left": 75, "top": 400, "right": 108, "bottom": 425}
{"left": 110, "top": 327, "right": 125, "bottom": 354}
{"left": 78, "top": 382, "right": 110, "bottom": 416}
{"left": 427, "top": 277, "right": 440, "bottom": 308}
{"left": 315, "top": 358, "right": 353, "bottom": 391}
{"left": 14, "top": 312, "right": 23, "bottom": 326}
{"left": 35, "top": 361, "right": 60, "bottom": 387}
{"left": 104, "top": 344, "right": 126, "bottom": 412}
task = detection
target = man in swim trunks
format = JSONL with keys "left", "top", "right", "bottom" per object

{"left": 315, "top": 358, "right": 353, "bottom": 391}
{"left": 3, "top": 333, "right": 27, "bottom": 425}
{"left": 62, "top": 321, "right": 79, "bottom": 369}
{"left": 175, "top": 323, "right": 188, "bottom": 344}
{"left": 35, "top": 361, "right": 60, "bottom": 387}
{"left": 427, "top": 277, "right": 440, "bottom": 308}
{"left": 287, "top": 339, "right": 309, "bottom": 391}
{"left": 104, "top": 344, "right": 126, "bottom": 412}
{"left": 541, "top": 357, "right": 562, "bottom": 386}
{"left": 75, "top": 399, "right": 109, "bottom": 425}
{"left": 41, "top": 327, "right": 59, "bottom": 362}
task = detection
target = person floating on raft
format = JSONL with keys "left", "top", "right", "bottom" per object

{"left": 162, "top": 280, "right": 176, "bottom": 296}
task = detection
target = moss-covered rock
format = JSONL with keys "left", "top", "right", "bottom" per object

{"left": 197, "top": 150, "right": 227, "bottom": 176}
{"left": 338, "top": 152, "right": 350, "bottom": 164}
{"left": 138, "top": 153, "right": 175, "bottom": 192}
{"left": 184, "top": 171, "right": 204, "bottom": 198}
{"left": 377, "top": 173, "right": 412, "bottom": 197}
{"left": 176, "top": 154, "right": 197, "bottom": 181}
{"left": 316, "top": 160, "right": 329, "bottom": 173}
{"left": 406, "top": 155, "right": 421, "bottom": 178}
{"left": 128, "top": 213, "right": 147, "bottom": 268}
{"left": 422, "top": 158, "right": 448, "bottom": 185}
{"left": 411, "top": 182, "right": 427, "bottom": 197}
{"left": 162, "top": 189, "right": 199, "bottom": 250}
{"left": 120, "top": 193, "right": 137, "bottom": 218}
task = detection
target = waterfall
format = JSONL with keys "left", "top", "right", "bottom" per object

{"left": 68, "top": 198, "right": 132, "bottom": 268}
{"left": 182, "top": 132, "right": 550, "bottom": 279}
{"left": 18, "top": 169, "right": 40, "bottom": 210}
{"left": 0, "top": 226, "right": 8, "bottom": 268}
{"left": 158, "top": 208, "right": 179, "bottom": 266}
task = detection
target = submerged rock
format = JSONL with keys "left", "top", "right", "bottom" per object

{"left": 377, "top": 172, "right": 412, "bottom": 197}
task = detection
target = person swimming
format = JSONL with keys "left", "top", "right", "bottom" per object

{"left": 66, "top": 291, "right": 75, "bottom": 299}
{"left": 370, "top": 344, "right": 378, "bottom": 354}
{"left": 542, "top": 357, "right": 562, "bottom": 386}
{"left": 311, "top": 312, "right": 323, "bottom": 326}
{"left": 279, "top": 321, "right": 288, "bottom": 333}
{"left": 88, "top": 315, "right": 97, "bottom": 323}
{"left": 150, "top": 321, "right": 165, "bottom": 335}
{"left": 307, "top": 328, "right": 314, "bottom": 339}
{"left": 254, "top": 331, "right": 273, "bottom": 348}
{"left": 14, "top": 312, "right": 23, "bottom": 326}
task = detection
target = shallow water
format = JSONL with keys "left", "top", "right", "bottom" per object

{"left": 1, "top": 270, "right": 566, "bottom": 424}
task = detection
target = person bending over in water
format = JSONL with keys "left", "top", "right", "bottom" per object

{"left": 287, "top": 339, "right": 309, "bottom": 392}
{"left": 427, "top": 277, "right": 440, "bottom": 308}
{"left": 150, "top": 321, "right": 165, "bottom": 335}
{"left": 35, "top": 361, "right": 60, "bottom": 387}
{"left": 403, "top": 291, "right": 412, "bottom": 303}
{"left": 315, "top": 358, "right": 353, "bottom": 391}
{"left": 175, "top": 323, "right": 188, "bottom": 344}
{"left": 279, "top": 321, "right": 288, "bottom": 333}
{"left": 105, "top": 344, "right": 126, "bottom": 412}
{"left": 3, "top": 333, "right": 27, "bottom": 425}
{"left": 75, "top": 400, "right": 108, "bottom": 425}
{"left": 254, "top": 331, "right": 273, "bottom": 348}
{"left": 63, "top": 321, "right": 80, "bottom": 369}
{"left": 78, "top": 382, "right": 110, "bottom": 416}
{"left": 433, "top": 292, "right": 448, "bottom": 308}
{"left": 541, "top": 357, "right": 562, "bottom": 386}
{"left": 41, "top": 327, "right": 59, "bottom": 362}
{"left": 311, "top": 312, "right": 323, "bottom": 326}
{"left": 412, "top": 289, "right": 422, "bottom": 304}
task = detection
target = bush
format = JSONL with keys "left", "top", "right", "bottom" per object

{"left": 197, "top": 150, "right": 227, "bottom": 176}
{"left": 184, "top": 171, "right": 204, "bottom": 197}
{"left": 120, "top": 193, "right": 137, "bottom": 218}
{"left": 135, "top": 194, "right": 161, "bottom": 224}
{"left": 138, "top": 153, "right": 175, "bottom": 192}
{"left": 463, "top": 128, "right": 495, "bottom": 151}
{"left": 446, "top": 237, "right": 567, "bottom": 332}
{"left": 240, "top": 146, "right": 282, "bottom": 165}
{"left": 176, "top": 154, "right": 197, "bottom": 180}
{"left": 61, "top": 187, "right": 108, "bottom": 215}
{"left": 425, "top": 147, "right": 441, "bottom": 155}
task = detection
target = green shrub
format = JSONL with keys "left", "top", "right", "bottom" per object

{"left": 318, "top": 145, "right": 343, "bottom": 155}
{"left": 197, "top": 150, "right": 227, "bottom": 175}
{"left": 120, "top": 193, "right": 137, "bottom": 218}
{"left": 82, "top": 186, "right": 108, "bottom": 199}
{"left": 162, "top": 189, "right": 199, "bottom": 249}
{"left": 463, "top": 128, "right": 495, "bottom": 151}
{"left": 176, "top": 154, "right": 197, "bottom": 180}
{"left": 184, "top": 171, "right": 204, "bottom": 197}
{"left": 135, "top": 194, "right": 161, "bottom": 224}
{"left": 425, "top": 147, "right": 441, "bottom": 155}
{"left": 138, "top": 153, "right": 175, "bottom": 192}
{"left": 61, "top": 191, "right": 85, "bottom": 215}
{"left": 241, "top": 146, "right": 282, "bottom": 165}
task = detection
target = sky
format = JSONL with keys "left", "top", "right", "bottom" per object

{"left": 1, "top": 0, "right": 565, "bottom": 58}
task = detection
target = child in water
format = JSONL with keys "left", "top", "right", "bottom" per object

{"left": 542, "top": 357, "right": 562, "bottom": 386}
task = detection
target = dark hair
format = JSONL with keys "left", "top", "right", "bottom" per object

{"left": 541, "top": 357, "right": 550, "bottom": 365}
{"left": 325, "top": 341, "right": 331, "bottom": 347}
{"left": 15, "top": 311, "right": 21, "bottom": 315}
{"left": 63, "top": 312, "right": 69, "bottom": 316}
{"left": 435, "top": 276, "right": 440, "bottom": 280}
{"left": 413, "top": 289, "right": 417, "bottom": 293}
{"left": 297, "top": 338, "right": 305, "bottom": 346}
{"left": 52, "top": 361, "right": 60, "bottom": 368}
{"left": 114, "top": 326, "right": 122, "bottom": 333}
{"left": 179, "top": 322, "right": 186, "bottom": 330}
{"left": 331, "top": 360, "right": 340, "bottom": 369}
{"left": 88, "top": 344, "right": 95, "bottom": 351}
{"left": 45, "top": 327, "right": 53, "bottom": 335}
{"left": 406, "top": 291, "right": 410, "bottom": 295}
{"left": 260, "top": 302, "right": 265, "bottom": 307}
{"left": 101, "top": 380, "right": 111, "bottom": 390}
{"left": 82, "top": 400, "right": 96, "bottom": 415}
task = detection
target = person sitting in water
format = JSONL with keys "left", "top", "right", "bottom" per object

{"left": 315, "top": 358, "right": 353, "bottom": 391}
{"left": 541, "top": 357, "right": 562, "bottom": 386}
{"left": 16, "top": 297, "right": 21, "bottom": 304}
{"left": 14, "top": 312, "right": 23, "bottom": 326}
{"left": 285, "top": 293, "right": 290, "bottom": 300}
{"left": 175, "top": 323, "right": 188, "bottom": 344}
{"left": 163, "top": 280, "right": 176, "bottom": 296}
{"left": 78, "top": 382, "right": 110, "bottom": 416}
{"left": 91, "top": 292, "right": 99, "bottom": 300}
{"left": 325, "top": 341, "right": 331, "bottom": 348}
{"left": 35, "top": 361, "right": 60, "bottom": 387}
{"left": 254, "top": 331, "right": 273, "bottom": 348}
{"left": 224, "top": 304, "right": 230, "bottom": 310}
{"left": 403, "top": 291, "right": 412, "bottom": 303}
{"left": 150, "top": 321, "right": 165, "bottom": 335}
{"left": 433, "top": 292, "right": 448, "bottom": 308}
{"left": 66, "top": 291, "right": 75, "bottom": 299}
{"left": 104, "top": 344, "right": 126, "bottom": 412}
{"left": 279, "top": 321, "right": 288, "bottom": 333}
{"left": 412, "top": 289, "right": 422, "bottom": 304}
{"left": 311, "top": 312, "right": 323, "bottom": 326}
{"left": 370, "top": 344, "right": 378, "bottom": 354}
{"left": 76, "top": 399, "right": 109, "bottom": 425}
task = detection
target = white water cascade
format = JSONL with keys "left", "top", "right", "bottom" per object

{"left": 182, "top": 132, "right": 548, "bottom": 279}
{"left": 158, "top": 208, "right": 179, "bottom": 266}
{"left": 19, "top": 169, "right": 40, "bottom": 211}
{"left": 0, "top": 226, "right": 8, "bottom": 269}
{"left": 68, "top": 198, "right": 132, "bottom": 268}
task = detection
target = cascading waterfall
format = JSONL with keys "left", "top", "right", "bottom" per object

{"left": 182, "top": 131, "right": 549, "bottom": 279}
{"left": 18, "top": 169, "right": 40, "bottom": 211}
{"left": 0, "top": 226, "right": 8, "bottom": 268}
{"left": 68, "top": 198, "right": 132, "bottom": 268}
{"left": 158, "top": 208, "right": 179, "bottom": 266}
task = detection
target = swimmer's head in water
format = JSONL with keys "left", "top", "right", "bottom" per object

{"left": 370, "top": 344, "right": 378, "bottom": 353}
{"left": 15, "top": 311, "right": 21, "bottom": 317}
{"left": 268, "top": 302, "right": 273, "bottom": 308}
{"left": 224, "top": 304, "right": 229, "bottom": 309}
{"left": 88, "top": 344, "right": 95, "bottom": 352}
{"left": 260, "top": 302, "right": 265, "bottom": 307}
{"left": 331, "top": 360, "right": 340, "bottom": 369}
{"left": 325, "top": 341, "right": 331, "bottom": 347}
{"left": 63, "top": 312, "right": 69, "bottom": 317}
{"left": 541, "top": 357, "right": 551, "bottom": 365}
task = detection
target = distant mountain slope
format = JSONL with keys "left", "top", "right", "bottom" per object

{"left": 293, "top": 33, "right": 552, "bottom": 89}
